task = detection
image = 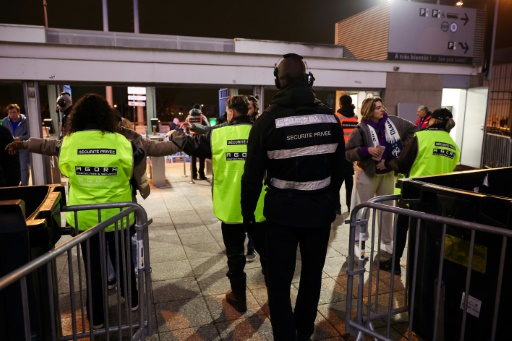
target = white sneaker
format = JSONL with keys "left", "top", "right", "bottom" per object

{"left": 381, "top": 243, "right": 393, "bottom": 255}
{"left": 354, "top": 243, "right": 369, "bottom": 260}
{"left": 92, "top": 323, "right": 104, "bottom": 330}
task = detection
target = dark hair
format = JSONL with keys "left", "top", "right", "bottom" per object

{"left": 248, "top": 95, "right": 259, "bottom": 110}
{"left": 65, "top": 93, "right": 116, "bottom": 136}
{"left": 226, "top": 95, "right": 249, "bottom": 115}
{"left": 430, "top": 108, "right": 455, "bottom": 131}
{"left": 340, "top": 94, "right": 354, "bottom": 109}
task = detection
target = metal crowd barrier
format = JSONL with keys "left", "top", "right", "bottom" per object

{"left": 482, "top": 133, "right": 512, "bottom": 168}
{"left": 0, "top": 202, "right": 153, "bottom": 341}
{"left": 345, "top": 194, "right": 512, "bottom": 341}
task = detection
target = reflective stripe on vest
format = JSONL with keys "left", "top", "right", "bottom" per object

{"left": 409, "top": 130, "right": 460, "bottom": 178}
{"left": 58, "top": 131, "right": 134, "bottom": 231}
{"left": 211, "top": 124, "right": 265, "bottom": 223}
{"left": 267, "top": 143, "right": 337, "bottom": 159}
{"left": 270, "top": 176, "right": 331, "bottom": 191}
{"left": 275, "top": 113, "right": 337, "bottom": 128}
{"left": 270, "top": 112, "right": 338, "bottom": 192}
{"left": 335, "top": 113, "right": 358, "bottom": 143}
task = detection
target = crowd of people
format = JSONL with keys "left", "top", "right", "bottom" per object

{"left": 1, "top": 52, "right": 461, "bottom": 340}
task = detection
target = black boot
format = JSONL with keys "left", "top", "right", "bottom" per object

{"left": 226, "top": 276, "right": 247, "bottom": 312}
{"left": 225, "top": 290, "right": 247, "bottom": 312}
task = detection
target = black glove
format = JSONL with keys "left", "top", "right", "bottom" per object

{"left": 243, "top": 214, "right": 255, "bottom": 230}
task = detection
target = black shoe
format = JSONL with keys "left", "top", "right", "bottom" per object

{"left": 246, "top": 248, "right": 256, "bottom": 262}
{"left": 199, "top": 176, "right": 208, "bottom": 180}
{"left": 192, "top": 175, "right": 198, "bottom": 180}
{"left": 380, "top": 258, "right": 401, "bottom": 275}
{"left": 225, "top": 290, "right": 247, "bottom": 312}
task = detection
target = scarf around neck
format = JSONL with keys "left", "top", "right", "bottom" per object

{"left": 364, "top": 114, "right": 404, "bottom": 160}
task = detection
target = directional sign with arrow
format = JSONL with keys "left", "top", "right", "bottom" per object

{"left": 460, "top": 12, "right": 469, "bottom": 26}
{"left": 459, "top": 42, "right": 469, "bottom": 54}
{"left": 388, "top": 1, "right": 476, "bottom": 63}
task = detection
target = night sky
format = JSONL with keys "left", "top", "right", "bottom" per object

{"left": 2, "top": 0, "right": 510, "bottom": 48}
{"left": 1, "top": 0, "right": 510, "bottom": 118}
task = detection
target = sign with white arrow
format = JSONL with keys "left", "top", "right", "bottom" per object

{"left": 388, "top": 0, "right": 477, "bottom": 64}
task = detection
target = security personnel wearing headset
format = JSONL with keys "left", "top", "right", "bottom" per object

{"left": 169, "top": 95, "right": 267, "bottom": 313}
{"left": 241, "top": 53, "right": 345, "bottom": 341}
{"left": 56, "top": 92, "right": 72, "bottom": 139}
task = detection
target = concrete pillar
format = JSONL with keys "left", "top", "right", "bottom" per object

{"left": 23, "top": 81, "right": 47, "bottom": 185}
{"left": 47, "top": 85, "right": 59, "bottom": 137}
{"left": 145, "top": 86, "right": 156, "bottom": 136}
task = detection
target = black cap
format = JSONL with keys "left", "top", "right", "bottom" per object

{"left": 431, "top": 108, "right": 452, "bottom": 121}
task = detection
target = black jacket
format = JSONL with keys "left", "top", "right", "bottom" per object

{"left": 241, "top": 83, "right": 345, "bottom": 227}
{"left": 0, "top": 125, "right": 21, "bottom": 186}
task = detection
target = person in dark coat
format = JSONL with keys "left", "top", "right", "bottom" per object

{"left": 241, "top": 53, "right": 345, "bottom": 341}
{"left": 0, "top": 124, "right": 20, "bottom": 186}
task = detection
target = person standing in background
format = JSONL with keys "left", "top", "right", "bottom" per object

{"left": 2, "top": 104, "right": 29, "bottom": 185}
{"left": 185, "top": 104, "right": 209, "bottom": 180}
{"left": 0, "top": 124, "right": 20, "bottom": 186}
{"left": 335, "top": 94, "right": 358, "bottom": 214}
{"left": 56, "top": 92, "right": 73, "bottom": 139}
{"left": 415, "top": 105, "right": 431, "bottom": 130}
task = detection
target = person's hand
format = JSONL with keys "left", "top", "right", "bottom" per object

{"left": 180, "top": 122, "right": 192, "bottom": 130}
{"left": 368, "top": 146, "right": 384, "bottom": 158}
{"left": 376, "top": 159, "right": 387, "bottom": 170}
{"left": 13, "top": 136, "right": 21, "bottom": 142}
{"left": 5, "top": 141, "right": 25, "bottom": 155}
{"left": 243, "top": 214, "right": 256, "bottom": 230}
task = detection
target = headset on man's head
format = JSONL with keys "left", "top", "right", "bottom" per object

{"left": 56, "top": 92, "right": 71, "bottom": 108}
{"left": 273, "top": 53, "right": 315, "bottom": 89}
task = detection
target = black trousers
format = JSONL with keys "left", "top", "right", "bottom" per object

{"left": 265, "top": 222, "right": 331, "bottom": 341}
{"left": 220, "top": 221, "right": 267, "bottom": 290}
{"left": 337, "top": 173, "right": 354, "bottom": 211}
{"left": 80, "top": 227, "right": 138, "bottom": 325}
{"left": 191, "top": 156, "right": 205, "bottom": 177}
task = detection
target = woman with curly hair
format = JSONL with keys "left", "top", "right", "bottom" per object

{"left": 59, "top": 93, "right": 142, "bottom": 328}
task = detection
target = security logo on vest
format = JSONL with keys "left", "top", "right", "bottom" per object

{"left": 77, "top": 148, "right": 117, "bottom": 155}
{"left": 226, "top": 152, "right": 247, "bottom": 161}
{"left": 75, "top": 166, "right": 118, "bottom": 176}
{"left": 227, "top": 139, "right": 248, "bottom": 145}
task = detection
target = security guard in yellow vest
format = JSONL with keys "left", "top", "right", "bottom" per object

{"left": 58, "top": 94, "right": 141, "bottom": 327}
{"left": 170, "top": 95, "right": 266, "bottom": 313}
{"left": 382, "top": 108, "right": 460, "bottom": 275}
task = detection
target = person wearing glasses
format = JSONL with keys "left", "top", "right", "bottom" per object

{"left": 345, "top": 97, "right": 417, "bottom": 259}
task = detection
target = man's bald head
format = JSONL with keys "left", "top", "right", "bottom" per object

{"left": 275, "top": 53, "right": 307, "bottom": 89}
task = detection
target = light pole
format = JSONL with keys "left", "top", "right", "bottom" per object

{"left": 42, "top": 0, "right": 48, "bottom": 28}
